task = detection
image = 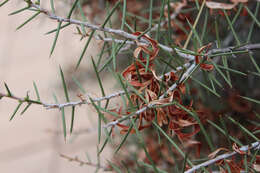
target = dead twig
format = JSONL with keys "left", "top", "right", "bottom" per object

{"left": 60, "top": 154, "right": 108, "bottom": 170}
{"left": 185, "top": 141, "right": 260, "bottom": 173}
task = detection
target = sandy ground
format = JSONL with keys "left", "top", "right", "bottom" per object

{"left": 0, "top": 1, "right": 113, "bottom": 172}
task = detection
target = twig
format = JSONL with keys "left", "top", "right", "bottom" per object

{"left": 104, "top": 62, "right": 196, "bottom": 128}
{"left": 0, "top": 61, "right": 191, "bottom": 110}
{"left": 159, "top": 63, "right": 196, "bottom": 99}
{"left": 96, "top": 36, "right": 260, "bottom": 61}
{"left": 97, "top": 37, "right": 132, "bottom": 52}
{"left": 0, "top": 90, "right": 126, "bottom": 109}
{"left": 29, "top": 2, "right": 177, "bottom": 53}
{"left": 95, "top": 36, "right": 135, "bottom": 45}
{"left": 95, "top": 34, "right": 196, "bottom": 60}
{"left": 43, "top": 90, "right": 126, "bottom": 109}
{"left": 148, "top": 0, "right": 186, "bottom": 34}
{"left": 0, "top": 92, "right": 42, "bottom": 105}
{"left": 60, "top": 154, "right": 108, "bottom": 170}
{"left": 104, "top": 103, "right": 155, "bottom": 128}
{"left": 207, "top": 43, "right": 260, "bottom": 55}
{"left": 185, "top": 141, "right": 260, "bottom": 173}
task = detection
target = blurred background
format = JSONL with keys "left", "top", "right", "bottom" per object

{"left": 0, "top": 0, "right": 113, "bottom": 172}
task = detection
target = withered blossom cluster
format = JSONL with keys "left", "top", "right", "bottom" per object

{"left": 111, "top": 32, "right": 212, "bottom": 142}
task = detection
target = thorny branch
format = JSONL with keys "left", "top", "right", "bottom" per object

{"left": 0, "top": 92, "right": 42, "bottom": 105}
{"left": 0, "top": 90, "right": 126, "bottom": 109}
{"left": 30, "top": 0, "right": 258, "bottom": 60}
{"left": 95, "top": 36, "right": 195, "bottom": 60}
{"left": 0, "top": 62, "right": 185, "bottom": 110}
{"left": 1, "top": 43, "right": 260, "bottom": 110}
{"left": 185, "top": 141, "right": 260, "bottom": 173}
{"left": 148, "top": 0, "right": 186, "bottom": 34}
{"left": 29, "top": 2, "right": 177, "bottom": 54}
{"left": 60, "top": 154, "right": 108, "bottom": 170}
{"left": 98, "top": 36, "right": 260, "bottom": 60}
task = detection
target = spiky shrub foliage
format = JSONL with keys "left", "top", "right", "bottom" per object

{"left": 1, "top": 0, "right": 260, "bottom": 172}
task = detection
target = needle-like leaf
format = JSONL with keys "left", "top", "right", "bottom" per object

{"left": 50, "top": 21, "right": 62, "bottom": 57}
{"left": 76, "top": 30, "right": 95, "bottom": 69}
{"left": 0, "top": 0, "right": 9, "bottom": 7}
{"left": 70, "top": 106, "right": 75, "bottom": 134}
{"left": 101, "top": 0, "right": 121, "bottom": 28}
{"left": 152, "top": 121, "right": 193, "bottom": 167}
{"left": 67, "top": 0, "right": 79, "bottom": 19}
{"left": 91, "top": 57, "right": 106, "bottom": 97}
{"left": 20, "top": 103, "right": 32, "bottom": 115}
{"left": 61, "top": 107, "right": 67, "bottom": 141}
{"left": 120, "top": 0, "right": 126, "bottom": 30}
{"left": 9, "top": 6, "right": 30, "bottom": 16}
{"left": 190, "top": 76, "right": 220, "bottom": 97}
{"left": 16, "top": 11, "right": 40, "bottom": 30}
{"left": 50, "top": 0, "right": 55, "bottom": 14}
{"left": 89, "top": 97, "right": 106, "bottom": 144}
{"left": 45, "top": 23, "right": 70, "bottom": 35}
{"left": 4, "top": 82, "right": 12, "bottom": 96}
{"left": 240, "top": 96, "right": 260, "bottom": 105}
{"left": 10, "top": 102, "right": 23, "bottom": 121}
{"left": 72, "top": 76, "right": 86, "bottom": 93}
{"left": 59, "top": 66, "right": 70, "bottom": 102}
{"left": 33, "top": 81, "right": 41, "bottom": 101}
